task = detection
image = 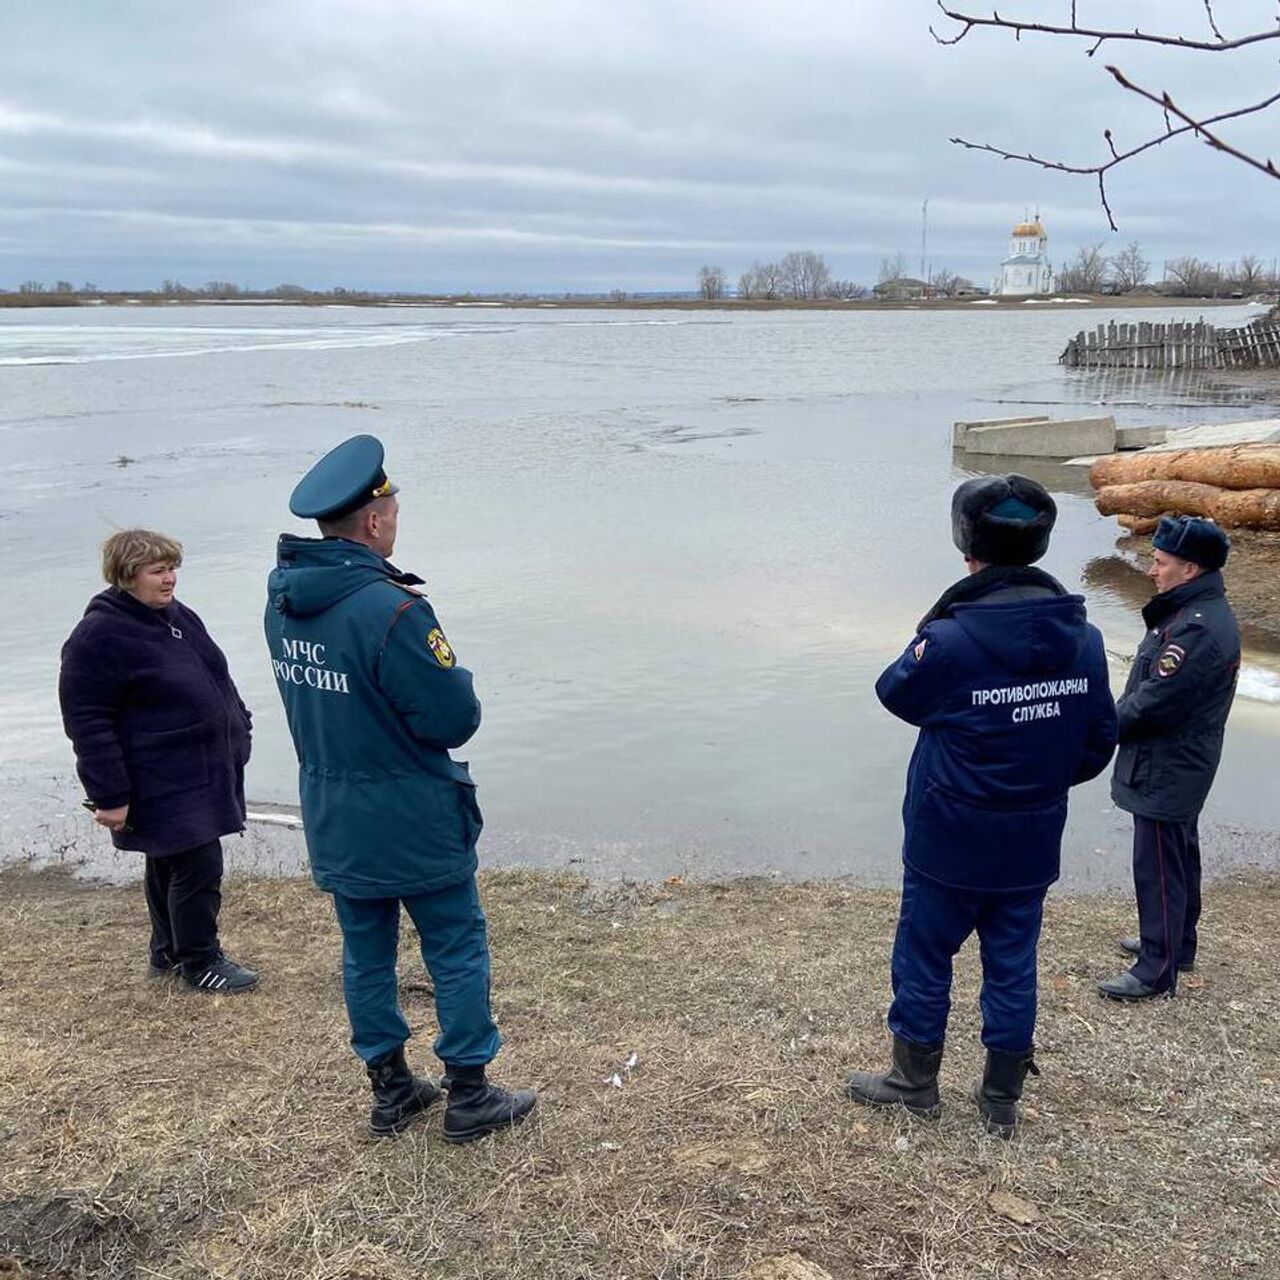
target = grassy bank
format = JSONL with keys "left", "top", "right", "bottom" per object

{"left": 1, "top": 866, "right": 1278, "bottom": 1279}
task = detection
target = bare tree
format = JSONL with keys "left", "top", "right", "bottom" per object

{"left": 930, "top": 267, "right": 962, "bottom": 297}
{"left": 1057, "top": 243, "right": 1109, "bottom": 293}
{"left": 932, "top": 3, "right": 1280, "bottom": 228}
{"left": 779, "top": 250, "right": 832, "bottom": 299}
{"left": 17, "top": 281, "right": 46, "bottom": 294}
{"left": 739, "top": 260, "right": 785, "bottom": 300}
{"left": 697, "top": 265, "right": 727, "bottom": 301}
{"left": 878, "top": 253, "right": 909, "bottom": 284}
{"left": 1164, "top": 256, "right": 1221, "bottom": 296}
{"left": 1108, "top": 241, "right": 1149, "bottom": 292}
{"left": 1230, "top": 253, "right": 1267, "bottom": 292}
{"left": 824, "top": 278, "right": 869, "bottom": 300}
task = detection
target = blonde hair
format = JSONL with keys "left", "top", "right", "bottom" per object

{"left": 101, "top": 529, "right": 184, "bottom": 588}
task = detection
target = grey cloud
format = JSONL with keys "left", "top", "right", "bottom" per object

{"left": 1, "top": 0, "right": 1276, "bottom": 291}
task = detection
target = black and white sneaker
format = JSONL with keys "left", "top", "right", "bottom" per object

{"left": 182, "top": 952, "right": 259, "bottom": 995}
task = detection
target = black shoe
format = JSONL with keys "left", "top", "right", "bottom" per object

{"left": 1098, "top": 971, "right": 1168, "bottom": 1002}
{"left": 367, "top": 1046, "right": 443, "bottom": 1137}
{"left": 1117, "top": 937, "right": 1194, "bottom": 972}
{"left": 442, "top": 1064, "right": 537, "bottom": 1144}
{"left": 972, "top": 1048, "right": 1039, "bottom": 1139}
{"left": 182, "top": 951, "right": 259, "bottom": 995}
{"left": 147, "top": 954, "right": 179, "bottom": 980}
{"left": 844, "top": 1035, "right": 944, "bottom": 1118}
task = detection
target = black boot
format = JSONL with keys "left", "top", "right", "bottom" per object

{"left": 972, "top": 1048, "right": 1039, "bottom": 1139}
{"left": 366, "top": 1046, "right": 442, "bottom": 1137}
{"left": 844, "top": 1036, "right": 944, "bottom": 1118}
{"left": 442, "top": 1064, "right": 537, "bottom": 1144}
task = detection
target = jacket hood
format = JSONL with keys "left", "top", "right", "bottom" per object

{"left": 267, "top": 535, "right": 420, "bottom": 618}
{"left": 950, "top": 593, "right": 1090, "bottom": 676}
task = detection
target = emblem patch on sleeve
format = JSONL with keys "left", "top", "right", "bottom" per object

{"left": 913, "top": 639, "right": 928, "bottom": 662}
{"left": 427, "top": 628, "right": 456, "bottom": 669}
{"left": 1156, "top": 644, "right": 1186, "bottom": 678}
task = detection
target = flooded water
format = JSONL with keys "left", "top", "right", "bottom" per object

{"left": 2, "top": 302, "right": 1278, "bottom": 888}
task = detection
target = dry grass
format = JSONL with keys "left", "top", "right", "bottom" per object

{"left": 1, "top": 865, "right": 1278, "bottom": 1279}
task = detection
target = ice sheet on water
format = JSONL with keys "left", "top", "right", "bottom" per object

{"left": 1238, "top": 665, "right": 1280, "bottom": 704}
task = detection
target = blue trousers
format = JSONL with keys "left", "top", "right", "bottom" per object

{"left": 888, "top": 867, "right": 1046, "bottom": 1054}
{"left": 331, "top": 877, "right": 502, "bottom": 1066}
{"left": 1129, "top": 815, "right": 1200, "bottom": 994}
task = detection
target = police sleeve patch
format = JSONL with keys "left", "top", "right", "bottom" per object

{"left": 427, "top": 627, "right": 456, "bottom": 668}
{"left": 1156, "top": 644, "right": 1186, "bottom": 678}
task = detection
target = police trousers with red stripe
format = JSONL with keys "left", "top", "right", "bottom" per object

{"left": 1129, "top": 815, "right": 1201, "bottom": 993}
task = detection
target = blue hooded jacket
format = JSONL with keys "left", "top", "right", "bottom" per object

{"left": 876, "top": 573, "right": 1117, "bottom": 892}
{"left": 264, "top": 535, "right": 483, "bottom": 898}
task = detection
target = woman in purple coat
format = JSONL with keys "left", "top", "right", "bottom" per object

{"left": 59, "top": 529, "right": 258, "bottom": 994}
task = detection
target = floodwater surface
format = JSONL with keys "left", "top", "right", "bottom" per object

{"left": 2, "top": 303, "right": 1277, "bottom": 887}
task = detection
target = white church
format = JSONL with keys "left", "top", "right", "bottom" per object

{"left": 995, "top": 215, "right": 1053, "bottom": 296}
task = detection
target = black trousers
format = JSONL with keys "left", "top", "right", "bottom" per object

{"left": 1130, "top": 815, "right": 1201, "bottom": 993}
{"left": 143, "top": 839, "right": 223, "bottom": 972}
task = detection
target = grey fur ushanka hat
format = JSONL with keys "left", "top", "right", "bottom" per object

{"left": 951, "top": 474, "right": 1057, "bottom": 566}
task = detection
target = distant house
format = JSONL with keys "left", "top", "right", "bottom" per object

{"left": 995, "top": 216, "right": 1053, "bottom": 296}
{"left": 951, "top": 278, "right": 988, "bottom": 298}
{"left": 874, "top": 277, "right": 929, "bottom": 301}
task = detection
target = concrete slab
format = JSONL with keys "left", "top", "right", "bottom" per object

{"left": 1145, "top": 418, "right": 1280, "bottom": 452}
{"left": 952, "top": 415, "right": 1049, "bottom": 448}
{"left": 1116, "top": 425, "right": 1168, "bottom": 450}
{"left": 963, "top": 416, "right": 1116, "bottom": 459}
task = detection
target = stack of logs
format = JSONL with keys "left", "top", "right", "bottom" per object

{"left": 1091, "top": 445, "right": 1280, "bottom": 534}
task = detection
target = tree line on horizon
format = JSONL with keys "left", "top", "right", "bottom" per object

{"left": 5, "top": 243, "right": 1279, "bottom": 305}
{"left": 700, "top": 243, "right": 1280, "bottom": 301}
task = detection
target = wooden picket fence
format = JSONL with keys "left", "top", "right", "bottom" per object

{"left": 1059, "top": 310, "right": 1280, "bottom": 370}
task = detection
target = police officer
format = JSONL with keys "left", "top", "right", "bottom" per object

{"left": 265, "top": 434, "right": 536, "bottom": 1141}
{"left": 1098, "top": 516, "right": 1239, "bottom": 1002}
{"left": 845, "top": 476, "right": 1117, "bottom": 1137}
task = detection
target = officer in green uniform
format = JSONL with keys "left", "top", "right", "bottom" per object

{"left": 265, "top": 434, "right": 535, "bottom": 1141}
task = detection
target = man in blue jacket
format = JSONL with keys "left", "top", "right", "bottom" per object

{"left": 845, "top": 475, "right": 1117, "bottom": 1137}
{"left": 1098, "top": 516, "right": 1239, "bottom": 1002}
{"left": 265, "top": 434, "right": 535, "bottom": 1141}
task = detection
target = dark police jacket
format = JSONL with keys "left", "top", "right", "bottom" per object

{"left": 59, "top": 589, "right": 252, "bottom": 856}
{"left": 264, "top": 535, "right": 483, "bottom": 899}
{"left": 877, "top": 570, "right": 1117, "bottom": 893}
{"left": 1111, "top": 570, "right": 1239, "bottom": 822}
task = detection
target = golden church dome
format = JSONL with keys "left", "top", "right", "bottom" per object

{"left": 1012, "top": 220, "right": 1046, "bottom": 238}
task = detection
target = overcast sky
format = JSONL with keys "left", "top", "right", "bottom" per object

{"left": 1, "top": 1, "right": 1277, "bottom": 292}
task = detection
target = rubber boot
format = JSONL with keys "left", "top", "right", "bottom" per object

{"left": 442, "top": 1064, "right": 537, "bottom": 1144}
{"left": 972, "top": 1048, "right": 1039, "bottom": 1139}
{"left": 366, "top": 1045, "right": 442, "bottom": 1137}
{"left": 844, "top": 1036, "right": 944, "bottom": 1118}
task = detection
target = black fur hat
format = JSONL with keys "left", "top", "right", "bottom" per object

{"left": 1152, "top": 515, "right": 1230, "bottom": 570}
{"left": 951, "top": 474, "right": 1056, "bottom": 566}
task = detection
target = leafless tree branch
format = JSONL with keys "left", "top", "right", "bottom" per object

{"left": 930, "top": 1, "right": 1279, "bottom": 53}
{"left": 1106, "top": 65, "right": 1280, "bottom": 181}
{"left": 950, "top": 84, "right": 1280, "bottom": 231}
{"left": 1203, "top": 1, "right": 1226, "bottom": 44}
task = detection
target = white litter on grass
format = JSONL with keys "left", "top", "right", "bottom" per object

{"left": 604, "top": 1072, "right": 624, "bottom": 1089}
{"left": 246, "top": 810, "right": 303, "bottom": 829}
{"left": 969, "top": 299, "right": 998, "bottom": 306}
